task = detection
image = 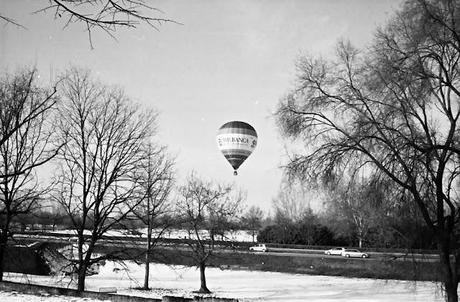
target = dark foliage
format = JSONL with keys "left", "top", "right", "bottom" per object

{"left": 257, "top": 222, "right": 340, "bottom": 246}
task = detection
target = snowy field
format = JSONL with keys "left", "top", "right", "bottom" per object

{"left": 3, "top": 261, "right": 444, "bottom": 302}
{"left": 0, "top": 291, "right": 109, "bottom": 302}
{"left": 44, "top": 228, "right": 255, "bottom": 242}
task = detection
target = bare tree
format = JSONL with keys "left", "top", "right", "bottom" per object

{"left": 1, "top": 1, "right": 177, "bottom": 47}
{"left": 241, "top": 206, "right": 264, "bottom": 242}
{"left": 52, "top": 68, "right": 156, "bottom": 292}
{"left": 272, "top": 178, "right": 310, "bottom": 223}
{"left": 0, "top": 68, "right": 59, "bottom": 280}
{"left": 0, "top": 69, "right": 58, "bottom": 162}
{"left": 33, "top": 202, "right": 68, "bottom": 231}
{"left": 131, "top": 143, "right": 175, "bottom": 290}
{"left": 275, "top": 1, "right": 460, "bottom": 300}
{"left": 177, "top": 173, "right": 244, "bottom": 294}
{"left": 324, "top": 173, "right": 392, "bottom": 248}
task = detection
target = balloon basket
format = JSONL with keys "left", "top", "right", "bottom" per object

{"left": 234, "top": 171, "right": 238, "bottom": 176}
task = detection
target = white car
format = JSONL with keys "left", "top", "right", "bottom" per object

{"left": 249, "top": 244, "right": 268, "bottom": 252}
{"left": 324, "top": 247, "right": 346, "bottom": 256}
{"left": 341, "top": 249, "right": 370, "bottom": 258}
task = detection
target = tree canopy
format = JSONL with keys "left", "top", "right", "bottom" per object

{"left": 0, "top": 1, "right": 176, "bottom": 47}
{"left": 276, "top": 0, "right": 460, "bottom": 300}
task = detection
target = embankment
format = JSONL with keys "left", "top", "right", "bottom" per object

{"left": 9, "top": 239, "right": 441, "bottom": 282}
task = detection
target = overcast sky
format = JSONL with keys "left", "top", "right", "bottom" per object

{"left": 0, "top": 0, "right": 403, "bottom": 212}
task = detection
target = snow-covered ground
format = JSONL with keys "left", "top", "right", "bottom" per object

{"left": 0, "top": 291, "right": 109, "bottom": 302}
{"left": 45, "top": 228, "right": 255, "bottom": 242}
{"left": 4, "top": 261, "right": 444, "bottom": 302}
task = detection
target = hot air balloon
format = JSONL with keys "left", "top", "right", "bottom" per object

{"left": 216, "top": 121, "right": 257, "bottom": 175}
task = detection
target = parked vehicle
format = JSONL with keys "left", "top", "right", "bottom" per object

{"left": 341, "top": 249, "right": 370, "bottom": 258}
{"left": 324, "top": 247, "right": 346, "bottom": 255}
{"left": 249, "top": 244, "right": 268, "bottom": 252}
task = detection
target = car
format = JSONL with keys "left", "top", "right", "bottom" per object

{"left": 341, "top": 249, "right": 370, "bottom": 258}
{"left": 324, "top": 247, "right": 346, "bottom": 256}
{"left": 249, "top": 244, "right": 268, "bottom": 252}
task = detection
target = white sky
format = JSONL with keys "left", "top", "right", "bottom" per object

{"left": 0, "top": 0, "right": 403, "bottom": 212}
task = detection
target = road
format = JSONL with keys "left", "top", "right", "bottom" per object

{"left": 264, "top": 247, "right": 439, "bottom": 262}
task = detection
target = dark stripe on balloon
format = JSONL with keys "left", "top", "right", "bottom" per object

{"left": 224, "top": 155, "right": 248, "bottom": 160}
{"left": 221, "top": 149, "right": 251, "bottom": 156}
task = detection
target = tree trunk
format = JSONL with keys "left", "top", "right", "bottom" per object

{"left": 143, "top": 227, "right": 152, "bottom": 290}
{"left": 439, "top": 237, "right": 458, "bottom": 302}
{"left": 0, "top": 239, "right": 5, "bottom": 281}
{"left": 0, "top": 220, "right": 11, "bottom": 281}
{"left": 144, "top": 254, "right": 150, "bottom": 290}
{"left": 77, "top": 263, "right": 87, "bottom": 292}
{"left": 198, "top": 261, "right": 210, "bottom": 293}
{"left": 445, "top": 281, "right": 458, "bottom": 302}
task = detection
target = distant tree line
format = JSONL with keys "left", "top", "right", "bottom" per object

{"left": 255, "top": 175, "right": 436, "bottom": 250}
{"left": 6, "top": 172, "right": 437, "bottom": 252}
{"left": 258, "top": 220, "right": 339, "bottom": 247}
{"left": 7, "top": 173, "right": 437, "bottom": 252}
{"left": 256, "top": 207, "right": 436, "bottom": 250}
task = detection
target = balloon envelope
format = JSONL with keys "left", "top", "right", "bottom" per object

{"left": 216, "top": 121, "right": 257, "bottom": 174}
